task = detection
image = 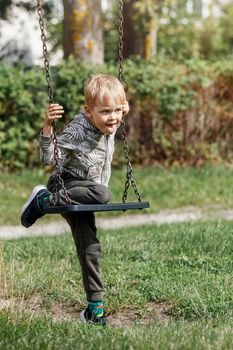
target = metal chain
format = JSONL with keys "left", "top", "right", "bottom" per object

{"left": 118, "top": 0, "right": 124, "bottom": 85}
{"left": 121, "top": 123, "right": 142, "bottom": 203}
{"left": 36, "top": 0, "right": 54, "bottom": 104}
{"left": 118, "top": 0, "right": 141, "bottom": 203}
{"left": 37, "top": 0, "right": 141, "bottom": 205}
{"left": 36, "top": 0, "right": 71, "bottom": 205}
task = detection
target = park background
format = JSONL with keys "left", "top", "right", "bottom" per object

{"left": 0, "top": 0, "right": 233, "bottom": 349}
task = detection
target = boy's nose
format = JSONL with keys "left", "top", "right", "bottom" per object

{"left": 109, "top": 111, "right": 117, "bottom": 118}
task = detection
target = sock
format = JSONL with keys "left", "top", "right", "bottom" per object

{"left": 41, "top": 195, "right": 51, "bottom": 210}
{"left": 88, "top": 301, "right": 104, "bottom": 317}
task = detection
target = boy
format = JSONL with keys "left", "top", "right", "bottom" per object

{"left": 21, "top": 74, "right": 129, "bottom": 326}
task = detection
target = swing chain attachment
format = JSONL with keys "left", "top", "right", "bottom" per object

{"left": 118, "top": 0, "right": 141, "bottom": 203}
{"left": 36, "top": 0, "right": 71, "bottom": 205}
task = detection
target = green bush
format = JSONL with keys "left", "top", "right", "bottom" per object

{"left": 0, "top": 60, "right": 96, "bottom": 170}
{"left": 123, "top": 58, "right": 233, "bottom": 165}
{"left": 0, "top": 57, "right": 233, "bottom": 170}
{"left": 0, "top": 64, "right": 48, "bottom": 169}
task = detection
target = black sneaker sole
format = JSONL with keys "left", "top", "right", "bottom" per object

{"left": 80, "top": 310, "right": 107, "bottom": 326}
{"left": 21, "top": 185, "right": 47, "bottom": 228}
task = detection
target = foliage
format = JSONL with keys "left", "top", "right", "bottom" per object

{"left": 197, "top": 2, "right": 233, "bottom": 60}
{"left": 1, "top": 0, "right": 233, "bottom": 65}
{"left": 219, "top": 2, "right": 233, "bottom": 53}
{"left": 132, "top": 0, "right": 160, "bottom": 34}
{"left": 103, "top": 0, "right": 233, "bottom": 61}
{"left": 158, "top": 0, "right": 199, "bottom": 59}
{"left": 0, "top": 0, "right": 12, "bottom": 20}
{"left": 0, "top": 64, "right": 48, "bottom": 170}
{"left": 0, "top": 0, "right": 62, "bottom": 62}
{"left": 0, "top": 58, "right": 96, "bottom": 170}
{"left": 0, "top": 0, "right": 56, "bottom": 19}
{"left": 103, "top": 1, "right": 119, "bottom": 63}
{"left": 123, "top": 57, "right": 233, "bottom": 165}
{"left": 0, "top": 57, "right": 233, "bottom": 170}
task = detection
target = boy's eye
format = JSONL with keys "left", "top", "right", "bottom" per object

{"left": 99, "top": 108, "right": 122, "bottom": 114}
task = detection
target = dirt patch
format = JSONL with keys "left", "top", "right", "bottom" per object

{"left": 0, "top": 297, "right": 172, "bottom": 326}
{"left": 107, "top": 302, "right": 171, "bottom": 326}
{"left": 0, "top": 298, "right": 11, "bottom": 310}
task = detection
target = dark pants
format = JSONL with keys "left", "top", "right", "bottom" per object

{"left": 47, "top": 173, "right": 112, "bottom": 301}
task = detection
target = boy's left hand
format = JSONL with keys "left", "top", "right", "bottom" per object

{"left": 122, "top": 101, "right": 129, "bottom": 116}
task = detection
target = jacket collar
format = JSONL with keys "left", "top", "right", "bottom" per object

{"left": 80, "top": 111, "right": 103, "bottom": 134}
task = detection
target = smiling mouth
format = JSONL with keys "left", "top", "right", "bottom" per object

{"left": 106, "top": 123, "right": 117, "bottom": 127}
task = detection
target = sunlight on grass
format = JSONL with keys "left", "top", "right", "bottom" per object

{"left": 1, "top": 164, "right": 233, "bottom": 225}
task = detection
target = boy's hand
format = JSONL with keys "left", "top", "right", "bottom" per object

{"left": 42, "top": 103, "right": 64, "bottom": 136}
{"left": 45, "top": 103, "right": 64, "bottom": 126}
{"left": 122, "top": 101, "right": 129, "bottom": 116}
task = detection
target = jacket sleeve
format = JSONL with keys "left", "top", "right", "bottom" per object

{"left": 39, "top": 133, "right": 56, "bottom": 165}
{"left": 39, "top": 120, "right": 78, "bottom": 165}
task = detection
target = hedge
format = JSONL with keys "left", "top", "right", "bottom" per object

{"left": 0, "top": 57, "right": 232, "bottom": 170}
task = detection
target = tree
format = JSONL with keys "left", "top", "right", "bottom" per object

{"left": 197, "top": 1, "right": 233, "bottom": 59}
{"left": 1, "top": 0, "right": 104, "bottom": 65}
{"left": 219, "top": 2, "right": 233, "bottom": 56}
{"left": 62, "top": 0, "right": 104, "bottom": 64}
{"left": 123, "top": 0, "right": 161, "bottom": 59}
{"left": 0, "top": 0, "right": 52, "bottom": 19}
{"left": 0, "top": 0, "right": 13, "bottom": 19}
{"left": 158, "top": 0, "right": 199, "bottom": 59}
{"left": 0, "top": 0, "right": 60, "bottom": 65}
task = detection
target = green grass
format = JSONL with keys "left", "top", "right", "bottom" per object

{"left": 1, "top": 221, "right": 233, "bottom": 349}
{"left": 1, "top": 164, "right": 233, "bottom": 225}
{"left": 1, "top": 317, "right": 233, "bottom": 350}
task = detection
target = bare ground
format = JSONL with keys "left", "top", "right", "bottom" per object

{"left": 0, "top": 296, "right": 171, "bottom": 326}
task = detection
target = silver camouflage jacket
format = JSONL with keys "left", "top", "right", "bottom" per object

{"left": 39, "top": 111, "right": 115, "bottom": 186}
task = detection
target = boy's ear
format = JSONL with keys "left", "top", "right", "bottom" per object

{"left": 84, "top": 105, "right": 90, "bottom": 116}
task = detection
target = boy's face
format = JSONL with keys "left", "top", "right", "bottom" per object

{"left": 85, "top": 96, "right": 124, "bottom": 135}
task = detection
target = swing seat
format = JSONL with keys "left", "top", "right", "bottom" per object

{"left": 44, "top": 201, "right": 150, "bottom": 214}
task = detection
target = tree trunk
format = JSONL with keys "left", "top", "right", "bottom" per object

{"left": 144, "top": 20, "right": 158, "bottom": 59}
{"left": 122, "top": 0, "right": 157, "bottom": 59}
{"left": 62, "top": 0, "right": 103, "bottom": 64}
{"left": 122, "top": 0, "right": 143, "bottom": 58}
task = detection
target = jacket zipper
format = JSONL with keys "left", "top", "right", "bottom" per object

{"left": 101, "top": 135, "right": 109, "bottom": 183}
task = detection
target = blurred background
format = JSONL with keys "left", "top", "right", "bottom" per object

{"left": 0, "top": 0, "right": 232, "bottom": 170}
{"left": 0, "top": 0, "right": 233, "bottom": 227}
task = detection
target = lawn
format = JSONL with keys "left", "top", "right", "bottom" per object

{"left": 0, "top": 220, "right": 233, "bottom": 349}
{"left": 0, "top": 164, "right": 233, "bottom": 225}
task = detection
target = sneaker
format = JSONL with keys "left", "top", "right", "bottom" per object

{"left": 80, "top": 307, "right": 107, "bottom": 326}
{"left": 21, "top": 185, "right": 51, "bottom": 228}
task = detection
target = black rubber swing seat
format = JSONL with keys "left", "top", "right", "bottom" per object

{"left": 44, "top": 201, "right": 150, "bottom": 214}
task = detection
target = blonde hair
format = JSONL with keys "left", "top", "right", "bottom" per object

{"left": 84, "top": 74, "right": 126, "bottom": 107}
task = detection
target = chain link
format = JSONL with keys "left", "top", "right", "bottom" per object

{"left": 118, "top": 0, "right": 124, "bottom": 84}
{"left": 36, "top": 0, "right": 54, "bottom": 104}
{"left": 121, "top": 122, "right": 142, "bottom": 203}
{"left": 118, "top": 0, "right": 141, "bottom": 203}
{"left": 36, "top": 0, "right": 71, "bottom": 205}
